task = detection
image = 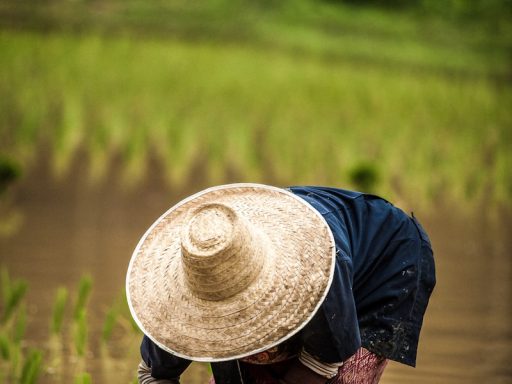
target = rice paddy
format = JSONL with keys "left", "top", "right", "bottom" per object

{"left": 0, "top": 2, "right": 510, "bottom": 209}
{"left": 0, "top": 2, "right": 511, "bottom": 382}
{"left": 0, "top": 268, "right": 141, "bottom": 383}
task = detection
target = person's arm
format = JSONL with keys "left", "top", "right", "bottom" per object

{"left": 138, "top": 360, "right": 180, "bottom": 384}
{"left": 282, "top": 349, "right": 344, "bottom": 383}
{"left": 139, "top": 335, "right": 191, "bottom": 383}
{"left": 281, "top": 358, "right": 328, "bottom": 384}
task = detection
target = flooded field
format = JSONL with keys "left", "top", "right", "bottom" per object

{"left": 0, "top": 154, "right": 510, "bottom": 384}
{"left": 1, "top": 2, "right": 511, "bottom": 382}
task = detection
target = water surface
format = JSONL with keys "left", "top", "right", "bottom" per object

{"left": 1, "top": 155, "right": 510, "bottom": 383}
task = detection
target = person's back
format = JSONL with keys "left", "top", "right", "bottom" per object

{"left": 290, "top": 186, "right": 435, "bottom": 367}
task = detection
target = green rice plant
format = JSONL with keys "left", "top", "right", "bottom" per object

{"left": 0, "top": 333, "right": 10, "bottom": 360}
{"left": 73, "top": 308, "right": 88, "bottom": 357}
{"left": 0, "top": 270, "right": 31, "bottom": 383}
{"left": 46, "top": 333, "right": 64, "bottom": 381}
{"left": 50, "top": 287, "right": 68, "bottom": 335}
{"left": 101, "top": 303, "right": 119, "bottom": 344}
{"left": 101, "top": 291, "right": 141, "bottom": 343}
{"left": 19, "top": 348, "right": 43, "bottom": 384}
{"left": 73, "top": 275, "right": 92, "bottom": 321}
{"left": 1, "top": 273, "right": 28, "bottom": 325}
{"left": 13, "top": 304, "right": 26, "bottom": 345}
{"left": 5, "top": 340, "right": 22, "bottom": 382}
{"left": 74, "top": 372, "right": 92, "bottom": 384}
{"left": 0, "top": 267, "right": 10, "bottom": 305}
{"left": 115, "top": 309, "right": 141, "bottom": 337}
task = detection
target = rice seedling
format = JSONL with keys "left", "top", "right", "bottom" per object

{"left": 101, "top": 303, "right": 119, "bottom": 344}
{"left": 19, "top": 349, "right": 43, "bottom": 384}
{"left": 0, "top": 269, "right": 31, "bottom": 383}
{"left": 107, "top": 291, "right": 143, "bottom": 337}
{"left": 13, "top": 305, "right": 26, "bottom": 345}
{"left": 50, "top": 287, "right": 68, "bottom": 335}
{"left": 0, "top": 333, "right": 10, "bottom": 360}
{"left": 0, "top": 269, "right": 28, "bottom": 325}
{"left": 74, "top": 372, "right": 92, "bottom": 384}
{"left": 73, "top": 275, "right": 92, "bottom": 321}
{"left": 46, "top": 333, "right": 64, "bottom": 381}
{"left": 0, "top": 267, "right": 10, "bottom": 310}
{"left": 3, "top": 340, "right": 22, "bottom": 383}
{"left": 73, "top": 309, "right": 88, "bottom": 357}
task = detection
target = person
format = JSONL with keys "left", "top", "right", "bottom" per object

{"left": 126, "top": 183, "right": 436, "bottom": 384}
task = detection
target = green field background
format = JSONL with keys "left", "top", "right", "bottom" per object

{"left": 1, "top": 0, "right": 511, "bottom": 208}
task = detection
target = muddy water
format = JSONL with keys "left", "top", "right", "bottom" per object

{"left": 0, "top": 155, "right": 511, "bottom": 384}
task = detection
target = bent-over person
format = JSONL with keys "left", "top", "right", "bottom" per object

{"left": 126, "top": 184, "right": 436, "bottom": 384}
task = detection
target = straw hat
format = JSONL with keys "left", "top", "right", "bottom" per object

{"left": 126, "top": 183, "right": 335, "bottom": 361}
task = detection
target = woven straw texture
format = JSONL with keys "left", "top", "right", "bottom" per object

{"left": 126, "top": 183, "right": 335, "bottom": 361}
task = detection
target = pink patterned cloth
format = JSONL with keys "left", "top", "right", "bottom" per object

{"left": 208, "top": 347, "right": 387, "bottom": 384}
{"left": 328, "top": 348, "right": 388, "bottom": 384}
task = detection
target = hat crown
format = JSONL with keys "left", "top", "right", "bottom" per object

{"left": 180, "top": 203, "right": 266, "bottom": 301}
{"left": 186, "top": 203, "right": 235, "bottom": 254}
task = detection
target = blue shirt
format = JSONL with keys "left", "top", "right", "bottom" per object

{"left": 290, "top": 186, "right": 435, "bottom": 366}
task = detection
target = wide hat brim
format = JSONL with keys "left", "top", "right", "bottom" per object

{"left": 126, "top": 183, "right": 335, "bottom": 361}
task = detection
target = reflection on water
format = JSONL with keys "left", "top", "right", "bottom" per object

{"left": 0, "top": 155, "right": 510, "bottom": 384}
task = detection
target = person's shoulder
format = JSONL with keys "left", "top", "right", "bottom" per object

{"left": 288, "top": 186, "right": 364, "bottom": 200}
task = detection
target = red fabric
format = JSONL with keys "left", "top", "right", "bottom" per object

{"left": 239, "top": 342, "right": 299, "bottom": 365}
{"left": 328, "top": 348, "right": 388, "bottom": 384}
{"left": 208, "top": 348, "right": 387, "bottom": 384}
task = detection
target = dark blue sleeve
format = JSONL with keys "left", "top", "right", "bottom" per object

{"left": 140, "top": 335, "right": 192, "bottom": 379}
{"left": 330, "top": 257, "right": 361, "bottom": 358}
{"left": 301, "top": 248, "right": 361, "bottom": 363}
